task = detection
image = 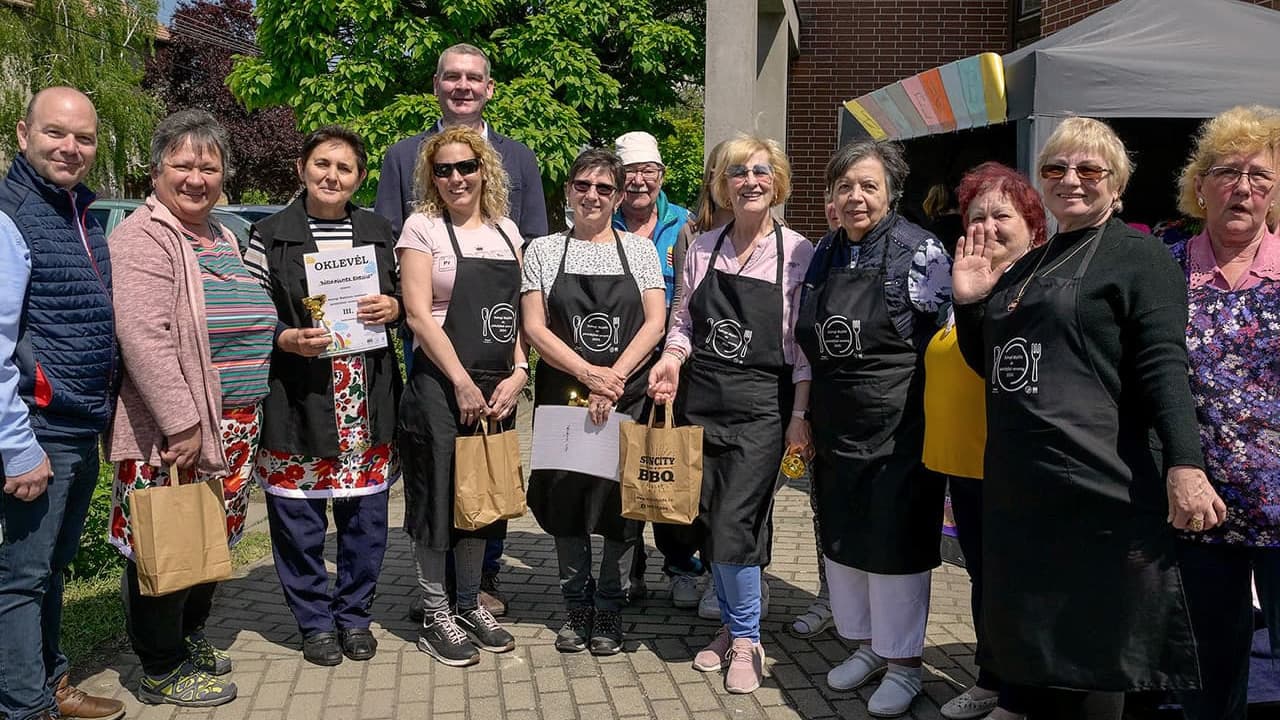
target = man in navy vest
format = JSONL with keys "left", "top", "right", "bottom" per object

{"left": 0, "top": 87, "right": 124, "bottom": 720}
{"left": 377, "top": 44, "right": 547, "bottom": 619}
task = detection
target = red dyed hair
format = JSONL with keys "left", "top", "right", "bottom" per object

{"left": 956, "top": 162, "right": 1048, "bottom": 247}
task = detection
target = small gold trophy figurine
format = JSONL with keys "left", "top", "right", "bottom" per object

{"left": 567, "top": 390, "right": 589, "bottom": 407}
{"left": 780, "top": 446, "right": 807, "bottom": 480}
{"left": 301, "top": 294, "right": 331, "bottom": 333}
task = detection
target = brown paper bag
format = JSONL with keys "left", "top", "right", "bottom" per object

{"left": 620, "top": 402, "right": 703, "bottom": 525}
{"left": 130, "top": 465, "right": 232, "bottom": 597}
{"left": 454, "top": 418, "right": 526, "bottom": 531}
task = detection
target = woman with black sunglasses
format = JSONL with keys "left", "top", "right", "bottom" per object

{"left": 951, "top": 116, "right": 1210, "bottom": 718}
{"left": 522, "top": 148, "right": 667, "bottom": 656}
{"left": 397, "top": 126, "right": 527, "bottom": 668}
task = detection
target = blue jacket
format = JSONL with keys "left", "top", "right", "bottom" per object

{"left": 373, "top": 122, "right": 549, "bottom": 240}
{"left": 613, "top": 191, "right": 689, "bottom": 307}
{"left": 0, "top": 155, "right": 115, "bottom": 465}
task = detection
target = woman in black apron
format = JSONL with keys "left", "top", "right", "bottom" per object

{"left": 649, "top": 135, "right": 814, "bottom": 695}
{"left": 397, "top": 127, "right": 527, "bottom": 668}
{"left": 794, "top": 140, "right": 951, "bottom": 718}
{"left": 952, "top": 117, "right": 1217, "bottom": 719}
{"left": 521, "top": 149, "right": 667, "bottom": 657}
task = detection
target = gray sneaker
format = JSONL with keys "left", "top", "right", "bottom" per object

{"left": 670, "top": 574, "right": 700, "bottom": 609}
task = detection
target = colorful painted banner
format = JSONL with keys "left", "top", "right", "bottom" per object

{"left": 843, "top": 51, "right": 1007, "bottom": 141}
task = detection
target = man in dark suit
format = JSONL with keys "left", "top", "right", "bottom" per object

{"left": 377, "top": 43, "right": 546, "bottom": 619}
{"left": 374, "top": 42, "right": 548, "bottom": 239}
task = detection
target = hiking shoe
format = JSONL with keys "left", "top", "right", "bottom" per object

{"left": 302, "top": 631, "right": 343, "bottom": 667}
{"left": 138, "top": 662, "right": 237, "bottom": 707}
{"left": 418, "top": 611, "right": 480, "bottom": 667}
{"left": 479, "top": 572, "right": 507, "bottom": 617}
{"left": 725, "top": 638, "right": 765, "bottom": 694}
{"left": 185, "top": 631, "right": 232, "bottom": 675}
{"left": 670, "top": 574, "right": 700, "bottom": 609}
{"left": 339, "top": 627, "right": 378, "bottom": 661}
{"left": 555, "top": 606, "right": 594, "bottom": 653}
{"left": 456, "top": 606, "right": 515, "bottom": 653}
{"left": 692, "top": 625, "right": 733, "bottom": 672}
{"left": 589, "top": 609, "right": 624, "bottom": 656}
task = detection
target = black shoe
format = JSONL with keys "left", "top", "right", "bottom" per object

{"left": 479, "top": 572, "right": 507, "bottom": 617}
{"left": 302, "top": 632, "right": 343, "bottom": 667}
{"left": 339, "top": 627, "right": 378, "bottom": 661}
{"left": 408, "top": 596, "right": 427, "bottom": 624}
{"left": 555, "top": 606, "right": 594, "bottom": 653}
{"left": 418, "top": 611, "right": 480, "bottom": 667}
{"left": 625, "top": 576, "right": 648, "bottom": 606}
{"left": 589, "top": 609, "right": 624, "bottom": 656}
{"left": 455, "top": 606, "right": 515, "bottom": 653}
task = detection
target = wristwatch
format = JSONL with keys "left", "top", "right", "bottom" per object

{"left": 791, "top": 409, "right": 810, "bottom": 420}
{"left": 514, "top": 362, "right": 531, "bottom": 373}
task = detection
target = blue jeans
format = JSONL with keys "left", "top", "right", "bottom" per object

{"left": 0, "top": 436, "right": 100, "bottom": 720}
{"left": 712, "top": 562, "right": 762, "bottom": 642}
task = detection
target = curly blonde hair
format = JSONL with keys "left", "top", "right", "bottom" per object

{"left": 1177, "top": 105, "right": 1280, "bottom": 223}
{"left": 413, "top": 126, "right": 510, "bottom": 220}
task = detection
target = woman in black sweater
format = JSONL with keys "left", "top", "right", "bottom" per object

{"left": 950, "top": 117, "right": 1221, "bottom": 720}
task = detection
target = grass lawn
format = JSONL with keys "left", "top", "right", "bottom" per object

{"left": 60, "top": 529, "right": 274, "bottom": 668}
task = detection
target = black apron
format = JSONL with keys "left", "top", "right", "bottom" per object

{"left": 979, "top": 230, "right": 1199, "bottom": 691}
{"left": 795, "top": 226, "right": 944, "bottom": 574}
{"left": 399, "top": 216, "right": 520, "bottom": 550}
{"left": 527, "top": 231, "right": 653, "bottom": 542}
{"left": 677, "top": 222, "right": 792, "bottom": 566}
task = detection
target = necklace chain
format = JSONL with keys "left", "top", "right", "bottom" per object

{"left": 1006, "top": 228, "right": 1101, "bottom": 312}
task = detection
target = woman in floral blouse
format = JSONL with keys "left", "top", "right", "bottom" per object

{"left": 244, "top": 125, "right": 402, "bottom": 667}
{"left": 1170, "top": 106, "right": 1280, "bottom": 720}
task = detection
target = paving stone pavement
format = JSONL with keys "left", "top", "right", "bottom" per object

{"left": 77, "top": 401, "right": 978, "bottom": 719}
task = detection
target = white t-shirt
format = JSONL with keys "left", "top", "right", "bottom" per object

{"left": 395, "top": 213, "right": 522, "bottom": 324}
{"left": 520, "top": 230, "right": 665, "bottom": 298}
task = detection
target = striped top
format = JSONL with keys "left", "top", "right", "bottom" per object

{"left": 189, "top": 228, "right": 277, "bottom": 407}
{"left": 243, "top": 213, "right": 355, "bottom": 288}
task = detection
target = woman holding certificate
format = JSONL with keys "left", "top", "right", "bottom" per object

{"left": 396, "top": 126, "right": 527, "bottom": 668}
{"left": 243, "top": 125, "right": 402, "bottom": 667}
{"left": 648, "top": 134, "right": 814, "bottom": 695}
{"left": 522, "top": 148, "right": 667, "bottom": 657}
{"left": 106, "top": 110, "right": 276, "bottom": 707}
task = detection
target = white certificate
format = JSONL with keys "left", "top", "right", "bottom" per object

{"left": 303, "top": 247, "right": 388, "bottom": 358}
{"left": 530, "top": 405, "right": 629, "bottom": 482}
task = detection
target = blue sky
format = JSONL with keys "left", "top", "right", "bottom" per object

{"left": 159, "top": 0, "right": 179, "bottom": 23}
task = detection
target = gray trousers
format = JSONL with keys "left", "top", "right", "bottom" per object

{"left": 414, "top": 537, "right": 486, "bottom": 614}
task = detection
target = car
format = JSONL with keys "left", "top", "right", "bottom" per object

{"left": 220, "top": 204, "right": 285, "bottom": 224}
{"left": 89, "top": 198, "right": 253, "bottom": 253}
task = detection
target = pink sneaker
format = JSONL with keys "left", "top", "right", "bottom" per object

{"left": 692, "top": 626, "right": 732, "bottom": 672}
{"left": 724, "top": 638, "right": 764, "bottom": 694}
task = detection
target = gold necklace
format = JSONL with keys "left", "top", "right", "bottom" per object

{"left": 1005, "top": 228, "right": 1100, "bottom": 312}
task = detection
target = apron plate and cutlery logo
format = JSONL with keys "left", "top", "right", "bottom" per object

{"left": 573, "top": 312, "right": 622, "bottom": 353}
{"left": 705, "top": 317, "right": 754, "bottom": 363}
{"left": 813, "top": 315, "right": 863, "bottom": 359}
{"left": 993, "top": 337, "right": 1043, "bottom": 394}
{"left": 480, "top": 303, "right": 517, "bottom": 344}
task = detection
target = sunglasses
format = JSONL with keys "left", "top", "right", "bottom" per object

{"left": 1039, "top": 163, "right": 1111, "bottom": 183}
{"left": 570, "top": 179, "right": 617, "bottom": 197}
{"left": 726, "top": 163, "right": 774, "bottom": 180}
{"left": 432, "top": 158, "right": 481, "bottom": 178}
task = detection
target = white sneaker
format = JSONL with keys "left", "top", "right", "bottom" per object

{"left": 867, "top": 665, "right": 922, "bottom": 717}
{"left": 827, "top": 646, "right": 887, "bottom": 691}
{"left": 670, "top": 574, "right": 700, "bottom": 609}
{"left": 697, "top": 580, "right": 720, "bottom": 620}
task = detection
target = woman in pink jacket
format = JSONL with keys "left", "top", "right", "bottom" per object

{"left": 106, "top": 110, "right": 277, "bottom": 709}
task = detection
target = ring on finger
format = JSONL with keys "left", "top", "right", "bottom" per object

{"left": 1189, "top": 516, "right": 1205, "bottom": 532}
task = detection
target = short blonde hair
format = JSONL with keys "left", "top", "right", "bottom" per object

{"left": 711, "top": 134, "right": 791, "bottom": 210}
{"left": 1177, "top": 105, "right": 1280, "bottom": 222}
{"left": 413, "top": 126, "right": 510, "bottom": 221}
{"left": 1037, "top": 116, "right": 1133, "bottom": 205}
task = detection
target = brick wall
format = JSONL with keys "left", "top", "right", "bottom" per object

{"left": 784, "top": 0, "right": 1009, "bottom": 240}
{"left": 1042, "top": 0, "right": 1279, "bottom": 34}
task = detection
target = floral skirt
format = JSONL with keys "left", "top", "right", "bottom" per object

{"left": 253, "top": 354, "right": 399, "bottom": 499}
{"left": 110, "top": 403, "right": 261, "bottom": 560}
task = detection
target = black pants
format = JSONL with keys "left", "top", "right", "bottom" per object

{"left": 122, "top": 560, "right": 217, "bottom": 676}
{"left": 1000, "top": 686, "right": 1123, "bottom": 719}
{"left": 948, "top": 476, "right": 1001, "bottom": 692}
{"left": 631, "top": 522, "right": 703, "bottom": 581}
{"left": 1177, "top": 540, "right": 1280, "bottom": 720}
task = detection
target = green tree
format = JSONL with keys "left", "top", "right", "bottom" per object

{"left": 0, "top": 0, "right": 162, "bottom": 195}
{"left": 228, "top": 0, "right": 703, "bottom": 205}
{"left": 657, "top": 101, "right": 703, "bottom": 209}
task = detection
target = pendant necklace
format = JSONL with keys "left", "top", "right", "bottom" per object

{"left": 1005, "top": 228, "right": 1101, "bottom": 312}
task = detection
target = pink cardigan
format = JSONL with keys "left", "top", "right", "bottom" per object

{"left": 104, "top": 197, "right": 228, "bottom": 475}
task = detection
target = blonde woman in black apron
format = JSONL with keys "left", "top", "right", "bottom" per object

{"left": 522, "top": 149, "right": 667, "bottom": 656}
{"left": 952, "top": 117, "right": 1216, "bottom": 719}
{"left": 397, "top": 127, "right": 527, "bottom": 668}
{"left": 649, "top": 134, "right": 815, "bottom": 695}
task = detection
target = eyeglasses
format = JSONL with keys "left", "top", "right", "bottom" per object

{"left": 1039, "top": 163, "right": 1111, "bottom": 183}
{"left": 570, "top": 179, "right": 617, "bottom": 197}
{"left": 727, "top": 164, "right": 774, "bottom": 181}
{"left": 624, "top": 165, "right": 663, "bottom": 180}
{"left": 1205, "top": 165, "right": 1277, "bottom": 193}
{"left": 432, "top": 159, "right": 481, "bottom": 178}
